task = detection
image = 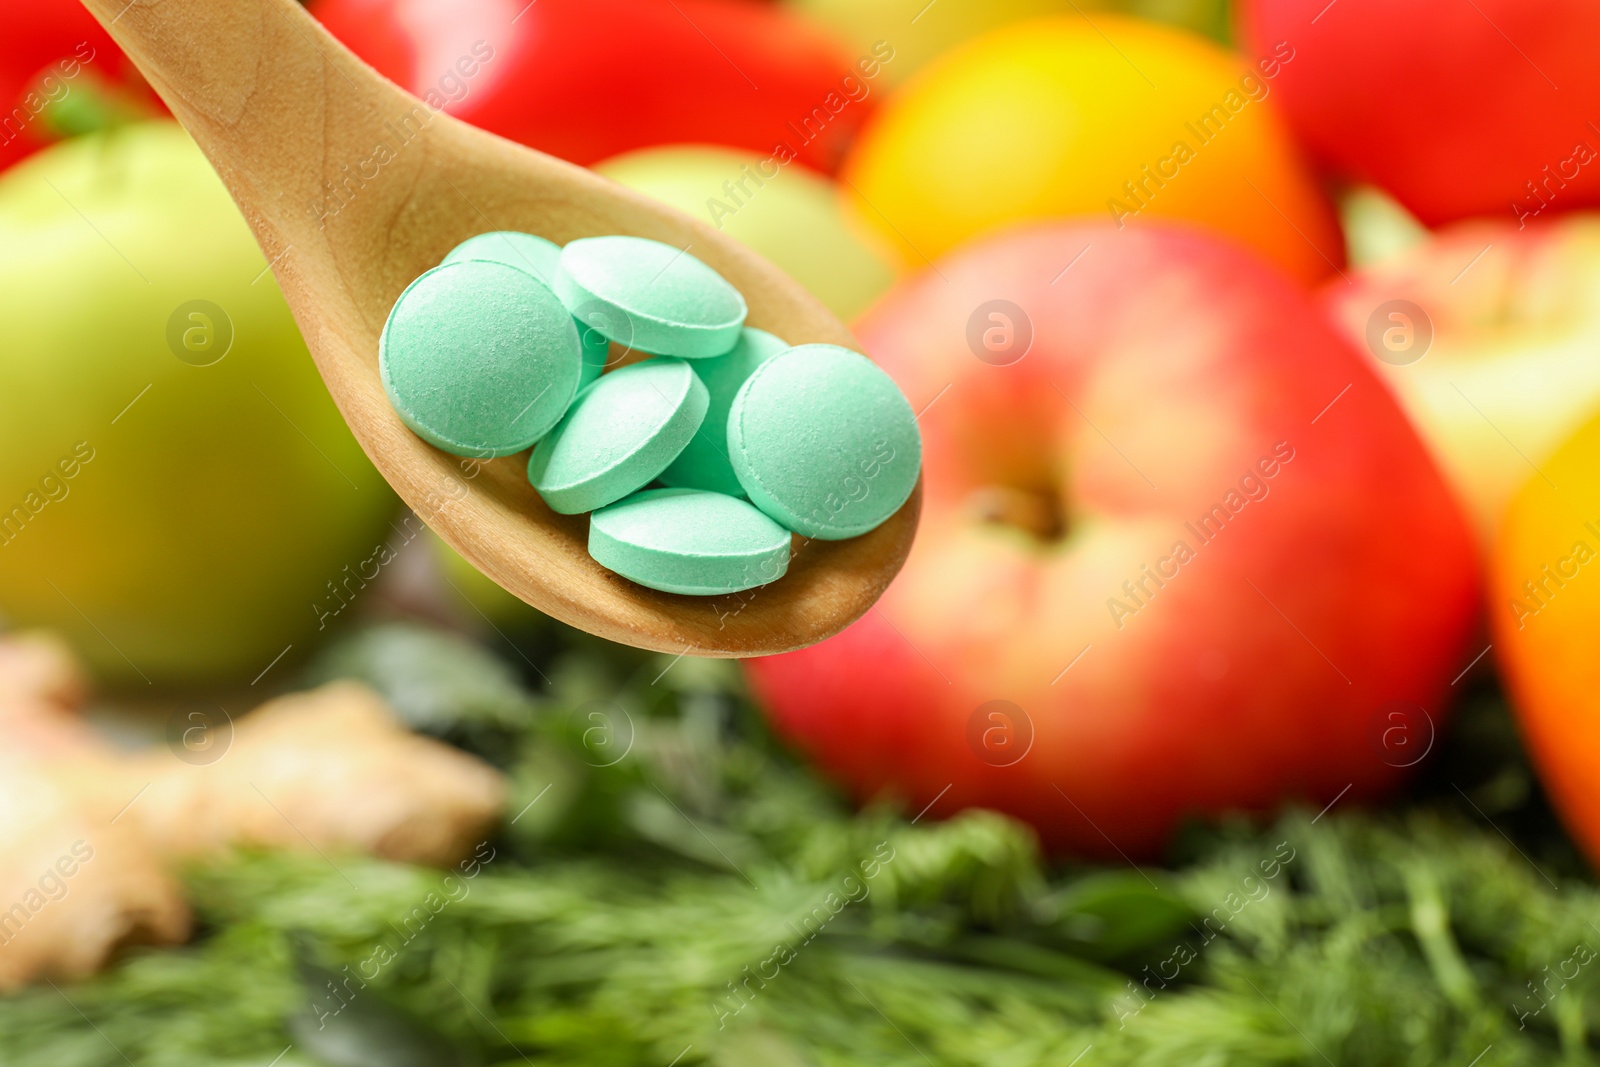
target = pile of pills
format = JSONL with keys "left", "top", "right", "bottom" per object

{"left": 380, "top": 231, "right": 921, "bottom": 597}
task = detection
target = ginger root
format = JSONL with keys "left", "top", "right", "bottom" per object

{"left": 120, "top": 682, "right": 507, "bottom": 865}
{"left": 0, "top": 634, "right": 507, "bottom": 991}
{"left": 0, "top": 633, "right": 188, "bottom": 991}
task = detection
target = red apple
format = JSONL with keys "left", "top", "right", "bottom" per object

{"left": 1237, "top": 0, "right": 1600, "bottom": 227}
{"left": 0, "top": 0, "right": 151, "bottom": 174}
{"left": 311, "top": 0, "right": 874, "bottom": 172}
{"left": 746, "top": 222, "right": 1479, "bottom": 859}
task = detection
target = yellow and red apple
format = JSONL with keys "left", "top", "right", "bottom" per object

{"left": 1323, "top": 212, "right": 1600, "bottom": 546}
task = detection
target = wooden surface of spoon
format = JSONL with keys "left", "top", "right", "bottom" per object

{"left": 78, "top": 0, "right": 919, "bottom": 657}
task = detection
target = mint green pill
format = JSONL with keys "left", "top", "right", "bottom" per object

{"left": 444, "top": 231, "right": 610, "bottom": 386}
{"left": 589, "top": 488, "right": 791, "bottom": 595}
{"left": 380, "top": 260, "right": 581, "bottom": 458}
{"left": 555, "top": 235, "right": 747, "bottom": 359}
{"left": 443, "top": 230, "right": 560, "bottom": 284}
{"left": 527, "top": 358, "right": 709, "bottom": 514}
{"left": 658, "top": 327, "right": 789, "bottom": 497}
{"left": 728, "top": 344, "right": 921, "bottom": 540}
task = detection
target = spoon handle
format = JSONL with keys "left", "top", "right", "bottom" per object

{"left": 78, "top": 0, "right": 406, "bottom": 254}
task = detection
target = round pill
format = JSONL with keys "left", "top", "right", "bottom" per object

{"left": 555, "top": 235, "right": 747, "bottom": 359}
{"left": 442, "top": 230, "right": 560, "bottom": 285}
{"left": 657, "top": 327, "right": 789, "bottom": 497}
{"left": 589, "top": 487, "right": 792, "bottom": 595}
{"left": 444, "top": 231, "right": 611, "bottom": 387}
{"left": 527, "top": 358, "right": 709, "bottom": 514}
{"left": 380, "top": 260, "right": 582, "bottom": 458}
{"left": 727, "top": 344, "right": 921, "bottom": 540}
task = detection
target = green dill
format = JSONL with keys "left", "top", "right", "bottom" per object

{"left": 1, "top": 626, "right": 1596, "bottom": 1067}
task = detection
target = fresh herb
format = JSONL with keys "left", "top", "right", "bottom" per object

{"left": 1, "top": 625, "right": 1596, "bottom": 1066}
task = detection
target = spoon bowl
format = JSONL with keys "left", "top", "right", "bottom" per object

{"left": 79, "top": 0, "right": 919, "bottom": 656}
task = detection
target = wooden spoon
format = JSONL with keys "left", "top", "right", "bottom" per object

{"left": 78, "top": 0, "right": 919, "bottom": 657}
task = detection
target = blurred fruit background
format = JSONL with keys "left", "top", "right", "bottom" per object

{"left": 4, "top": 0, "right": 1600, "bottom": 1063}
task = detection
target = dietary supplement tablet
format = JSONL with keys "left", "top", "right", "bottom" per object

{"left": 588, "top": 487, "right": 791, "bottom": 595}
{"left": 657, "top": 327, "right": 788, "bottom": 497}
{"left": 444, "top": 231, "right": 608, "bottom": 386}
{"left": 442, "top": 230, "right": 560, "bottom": 284}
{"left": 380, "top": 260, "right": 582, "bottom": 458}
{"left": 527, "top": 358, "right": 709, "bottom": 514}
{"left": 727, "top": 344, "right": 921, "bottom": 540}
{"left": 555, "top": 235, "right": 747, "bottom": 359}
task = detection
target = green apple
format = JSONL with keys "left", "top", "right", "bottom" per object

{"left": 595, "top": 145, "right": 898, "bottom": 324}
{"left": 0, "top": 122, "right": 397, "bottom": 687}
